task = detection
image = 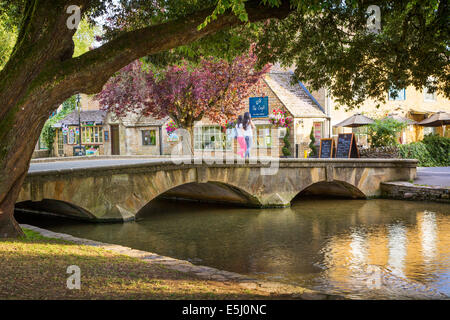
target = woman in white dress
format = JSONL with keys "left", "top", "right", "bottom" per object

{"left": 242, "top": 112, "right": 255, "bottom": 159}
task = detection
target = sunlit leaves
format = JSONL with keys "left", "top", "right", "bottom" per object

{"left": 256, "top": 0, "right": 449, "bottom": 109}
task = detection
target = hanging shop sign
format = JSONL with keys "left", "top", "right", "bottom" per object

{"left": 249, "top": 96, "right": 269, "bottom": 118}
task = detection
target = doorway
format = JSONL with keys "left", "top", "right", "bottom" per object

{"left": 111, "top": 125, "right": 120, "bottom": 155}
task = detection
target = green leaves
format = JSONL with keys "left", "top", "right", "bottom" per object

{"left": 72, "top": 19, "right": 102, "bottom": 58}
{"left": 198, "top": 0, "right": 248, "bottom": 30}
{"left": 0, "top": 12, "right": 17, "bottom": 71}
{"left": 255, "top": 0, "right": 449, "bottom": 109}
{"left": 41, "top": 96, "right": 77, "bottom": 152}
{"left": 367, "top": 118, "right": 407, "bottom": 148}
{"left": 399, "top": 135, "right": 450, "bottom": 167}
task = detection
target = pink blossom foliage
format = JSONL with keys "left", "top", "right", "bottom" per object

{"left": 95, "top": 50, "right": 271, "bottom": 129}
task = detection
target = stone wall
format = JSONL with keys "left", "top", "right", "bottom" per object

{"left": 31, "top": 150, "right": 50, "bottom": 159}
{"left": 360, "top": 146, "right": 399, "bottom": 158}
{"left": 381, "top": 181, "right": 449, "bottom": 203}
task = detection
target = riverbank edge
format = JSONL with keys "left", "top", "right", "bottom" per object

{"left": 380, "top": 182, "right": 450, "bottom": 203}
{"left": 20, "top": 224, "right": 344, "bottom": 300}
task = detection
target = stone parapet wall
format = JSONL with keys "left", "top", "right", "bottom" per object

{"left": 32, "top": 150, "right": 50, "bottom": 159}
{"left": 381, "top": 181, "right": 449, "bottom": 203}
{"left": 360, "top": 146, "right": 399, "bottom": 158}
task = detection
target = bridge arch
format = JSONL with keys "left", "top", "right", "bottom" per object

{"left": 15, "top": 199, "right": 97, "bottom": 221}
{"left": 292, "top": 180, "right": 366, "bottom": 201}
{"left": 135, "top": 180, "right": 263, "bottom": 218}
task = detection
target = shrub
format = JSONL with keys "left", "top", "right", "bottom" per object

{"left": 399, "top": 142, "right": 435, "bottom": 166}
{"left": 309, "top": 127, "right": 317, "bottom": 157}
{"left": 41, "top": 95, "right": 77, "bottom": 153}
{"left": 422, "top": 134, "right": 450, "bottom": 165}
{"left": 367, "top": 118, "right": 407, "bottom": 147}
{"left": 399, "top": 134, "right": 450, "bottom": 166}
{"left": 282, "top": 127, "right": 291, "bottom": 157}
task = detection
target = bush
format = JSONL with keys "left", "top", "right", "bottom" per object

{"left": 399, "top": 134, "right": 450, "bottom": 166}
{"left": 422, "top": 134, "right": 450, "bottom": 165}
{"left": 367, "top": 118, "right": 406, "bottom": 147}
{"left": 309, "top": 127, "right": 317, "bottom": 157}
{"left": 282, "top": 127, "right": 291, "bottom": 157}
{"left": 41, "top": 95, "right": 77, "bottom": 153}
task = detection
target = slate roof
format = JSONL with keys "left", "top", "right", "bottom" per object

{"left": 54, "top": 110, "right": 107, "bottom": 127}
{"left": 119, "top": 114, "right": 168, "bottom": 127}
{"left": 264, "top": 72, "right": 327, "bottom": 118}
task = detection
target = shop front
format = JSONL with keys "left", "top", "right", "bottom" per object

{"left": 53, "top": 110, "right": 107, "bottom": 157}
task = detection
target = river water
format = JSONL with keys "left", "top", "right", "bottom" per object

{"left": 16, "top": 198, "right": 450, "bottom": 300}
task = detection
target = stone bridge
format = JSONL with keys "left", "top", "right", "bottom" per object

{"left": 17, "top": 158, "right": 417, "bottom": 221}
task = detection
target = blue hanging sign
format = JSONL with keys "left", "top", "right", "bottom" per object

{"left": 249, "top": 96, "right": 269, "bottom": 118}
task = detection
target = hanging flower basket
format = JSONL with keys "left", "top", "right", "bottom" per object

{"left": 165, "top": 120, "right": 179, "bottom": 135}
{"left": 269, "top": 108, "right": 293, "bottom": 128}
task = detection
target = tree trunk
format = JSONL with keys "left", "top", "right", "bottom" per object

{"left": 0, "top": 0, "right": 292, "bottom": 237}
{"left": 186, "top": 125, "right": 195, "bottom": 156}
{"left": 0, "top": 97, "right": 56, "bottom": 237}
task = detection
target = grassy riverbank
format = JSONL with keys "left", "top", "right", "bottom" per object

{"left": 0, "top": 229, "right": 289, "bottom": 300}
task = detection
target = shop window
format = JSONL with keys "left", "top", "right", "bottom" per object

{"left": 256, "top": 125, "right": 272, "bottom": 148}
{"left": 142, "top": 130, "right": 156, "bottom": 146}
{"left": 57, "top": 131, "right": 64, "bottom": 156}
{"left": 423, "top": 127, "right": 436, "bottom": 135}
{"left": 81, "top": 126, "right": 103, "bottom": 144}
{"left": 352, "top": 126, "right": 368, "bottom": 146}
{"left": 313, "top": 122, "right": 323, "bottom": 144}
{"left": 67, "top": 127, "right": 80, "bottom": 145}
{"left": 388, "top": 88, "right": 406, "bottom": 101}
{"left": 332, "top": 126, "right": 339, "bottom": 138}
{"left": 194, "top": 126, "right": 231, "bottom": 151}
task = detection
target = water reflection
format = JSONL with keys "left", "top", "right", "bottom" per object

{"left": 16, "top": 199, "right": 450, "bottom": 299}
{"left": 387, "top": 223, "right": 407, "bottom": 277}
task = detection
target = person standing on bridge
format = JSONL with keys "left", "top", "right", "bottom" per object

{"left": 242, "top": 112, "right": 255, "bottom": 159}
{"left": 235, "top": 115, "right": 246, "bottom": 158}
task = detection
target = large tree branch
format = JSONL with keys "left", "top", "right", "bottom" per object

{"left": 45, "top": 0, "right": 292, "bottom": 99}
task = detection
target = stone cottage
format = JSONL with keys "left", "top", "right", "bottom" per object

{"left": 173, "top": 69, "right": 329, "bottom": 157}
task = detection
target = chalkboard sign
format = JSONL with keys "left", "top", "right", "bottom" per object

{"left": 249, "top": 96, "right": 269, "bottom": 118}
{"left": 319, "top": 138, "right": 334, "bottom": 158}
{"left": 73, "top": 146, "right": 86, "bottom": 156}
{"left": 336, "top": 133, "right": 360, "bottom": 158}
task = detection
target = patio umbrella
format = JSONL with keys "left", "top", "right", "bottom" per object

{"left": 384, "top": 113, "right": 417, "bottom": 125}
{"left": 418, "top": 111, "right": 450, "bottom": 127}
{"left": 333, "top": 113, "right": 375, "bottom": 128}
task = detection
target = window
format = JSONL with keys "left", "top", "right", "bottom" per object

{"left": 57, "top": 131, "right": 64, "bottom": 156}
{"left": 194, "top": 126, "right": 230, "bottom": 151}
{"left": 423, "top": 87, "right": 436, "bottom": 102}
{"left": 142, "top": 130, "right": 156, "bottom": 146}
{"left": 313, "top": 122, "right": 323, "bottom": 144}
{"left": 256, "top": 125, "right": 272, "bottom": 148}
{"left": 81, "top": 126, "right": 103, "bottom": 144}
{"left": 67, "top": 127, "right": 80, "bottom": 145}
{"left": 388, "top": 88, "right": 406, "bottom": 101}
{"left": 352, "top": 126, "right": 368, "bottom": 146}
{"left": 423, "top": 127, "right": 436, "bottom": 135}
{"left": 38, "top": 134, "right": 48, "bottom": 150}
